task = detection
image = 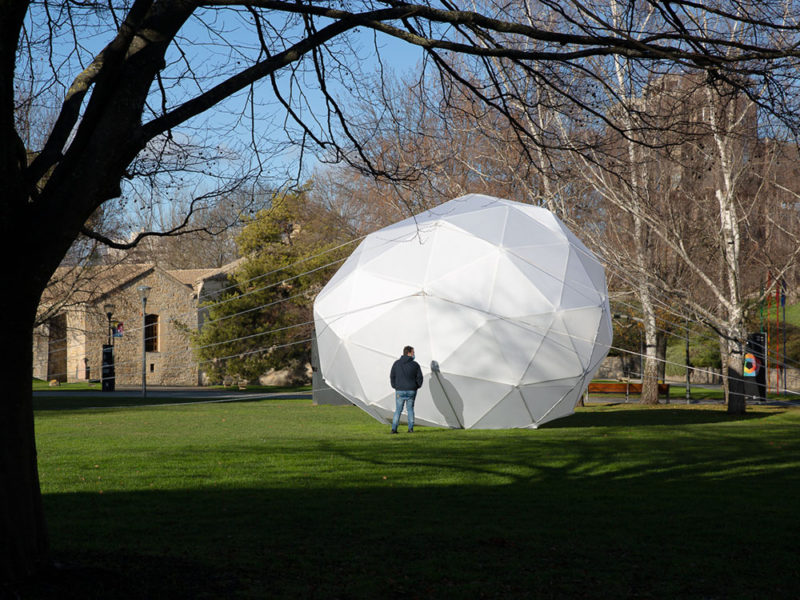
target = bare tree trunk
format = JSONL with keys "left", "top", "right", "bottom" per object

{"left": 1, "top": 288, "right": 50, "bottom": 585}
{"left": 641, "top": 315, "right": 661, "bottom": 404}
{"left": 706, "top": 86, "right": 749, "bottom": 414}
{"left": 726, "top": 352, "right": 747, "bottom": 414}
{"left": 637, "top": 231, "right": 661, "bottom": 405}
{"left": 610, "top": 1, "right": 661, "bottom": 405}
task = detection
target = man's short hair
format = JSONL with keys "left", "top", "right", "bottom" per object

{"left": 403, "top": 345, "right": 414, "bottom": 356}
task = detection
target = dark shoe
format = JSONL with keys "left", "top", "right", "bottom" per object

{"left": 390, "top": 430, "right": 397, "bottom": 434}
{"left": 407, "top": 430, "right": 414, "bottom": 433}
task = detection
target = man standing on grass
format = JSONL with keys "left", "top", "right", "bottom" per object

{"left": 390, "top": 345, "right": 423, "bottom": 434}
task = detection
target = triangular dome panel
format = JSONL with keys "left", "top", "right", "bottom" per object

{"left": 444, "top": 205, "right": 510, "bottom": 246}
{"left": 348, "top": 296, "right": 430, "bottom": 356}
{"left": 424, "top": 297, "right": 489, "bottom": 365}
{"left": 561, "top": 307, "right": 604, "bottom": 368}
{"left": 425, "top": 253, "right": 500, "bottom": 315}
{"left": 506, "top": 243, "right": 570, "bottom": 304}
{"left": 471, "top": 388, "right": 534, "bottom": 429}
{"left": 521, "top": 321, "right": 585, "bottom": 384}
{"left": 423, "top": 224, "right": 499, "bottom": 285}
{"left": 359, "top": 240, "right": 433, "bottom": 286}
{"left": 490, "top": 253, "right": 557, "bottom": 318}
{"left": 502, "top": 206, "right": 565, "bottom": 248}
{"left": 537, "top": 390, "right": 582, "bottom": 426}
{"left": 325, "top": 344, "right": 366, "bottom": 401}
{"left": 520, "top": 383, "right": 577, "bottom": 423}
{"left": 436, "top": 373, "right": 514, "bottom": 428}
{"left": 587, "top": 313, "right": 613, "bottom": 369}
{"left": 344, "top": 342, "right": 399, "bottom": 403}
{"left": 559, "top": 251, "right": 600, "bottom": 310}
{"left": 480, "top": 317, "right": 543, "bottom": 382}
{"left": 445, "top": 320, "right": 518, "bottom": 384}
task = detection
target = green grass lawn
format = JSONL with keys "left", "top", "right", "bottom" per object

{"left": 32, "top": 378, "right": 310, "bottom": 394}
{"left": 22, "top": 400, "right": 800, "bottom": 599}
{"left": 32, "top": 378, "right": 102, "bottom": 392}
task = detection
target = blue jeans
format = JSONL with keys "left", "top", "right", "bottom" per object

{"left": 392, "top": 389, "right": 417, "bottom": 432}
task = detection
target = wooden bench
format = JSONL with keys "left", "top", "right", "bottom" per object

{"left": 587, "top": 381, "right": 670, "bottom": 397}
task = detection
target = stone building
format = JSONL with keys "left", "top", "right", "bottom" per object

{"left": 34, "top": 260, "right": 241, "bottom": 385}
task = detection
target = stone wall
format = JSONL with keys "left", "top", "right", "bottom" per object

{"left": 79, "top": 270, "right": 200, "bottom": 386}
{"left": 32, "top": 323, "right": 50, "bottom": 381}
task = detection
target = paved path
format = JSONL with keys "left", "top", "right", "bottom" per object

{"left": 33, "top": 386, "right": 312, "bottom": 408}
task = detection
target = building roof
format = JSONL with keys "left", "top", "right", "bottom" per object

{"left": 41, "top": 263, "right": 154, "bottom": 307}
{"left": 166, "top": 258, "right": 244, "bottom": 287}
{"left": 40, "top": 259, "right": 243, "bottom": 309}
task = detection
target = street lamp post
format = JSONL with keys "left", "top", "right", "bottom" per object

{"left": 104, "top": 303, "right": 115, "bottom": 346}
{"left": 102, "top": 303, "right": 116, "bottom": 392}
{"left": 685, "top": 317, "right": 692, "bottom": 403}
{"left": 137, "top": 286, "right": 151, "bottom": 398}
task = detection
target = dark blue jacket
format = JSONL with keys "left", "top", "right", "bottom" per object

{"left": 390, "top": 355, "right": 423, "bottom": 391}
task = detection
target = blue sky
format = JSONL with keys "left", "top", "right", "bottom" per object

{"left": 21, "top": 4, "right": 427, "bottom": 229}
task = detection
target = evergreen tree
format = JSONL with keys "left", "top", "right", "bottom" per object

{"left": 193, "top": 189, "right": 351, "bottom": 383}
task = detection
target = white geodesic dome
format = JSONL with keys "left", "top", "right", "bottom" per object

{"left": 313, "top": 194, "right": 612, "bottom": 429}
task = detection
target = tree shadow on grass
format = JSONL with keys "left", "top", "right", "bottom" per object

{"left": 28, "top": 468, "right": 800, "bottom": 600}
{"left": 540, "top": 407, "right": 777, "bottom": 428}
{"left": 20, "top": 405, "right": 798, "bottom": 598}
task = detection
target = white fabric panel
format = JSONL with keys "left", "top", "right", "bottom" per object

{"left": 313, "top": 194, "right": 612, "bottom": 429}
{"left": 472, "top": 388, "right": 534, "bottom": 429}
{"left": 349, "top": 296, "right": 430, "bottom": 355}
{"left": 446, "top": 322, "right": 518, "bottom": 384}
{"left": 425, "top": 297, "right": 488, "bottom": 365}
{"left": 481, "top": 317, "right": 542, "bottom": 383}
{"left": 422, "top": 371, "right": 464, "bottom": 428}
{"left": 521, "top": 317, "right": 585, "bottom": 383}
{"left": 520, "top": 383, "right": 576, "bottom": 422}
{"left": 425, "top": 253, "right": 499, "bottom": 314}
{"left": 325, "top": 346, "right": 366, "bottom": 401}
{"left": 360, "top": 239, "right": 433, "bottom": 286}
{"left": 314, "top": 267, "right": 358, "bottom": 313}
{"left": 561, "top": 307, "right": 603, "bottom": 369}
{"left": 437, "top": 373, "right": 514, "bottom": 428}
{"left": 559, "top": 251, "right": 598, "bottom": 310}
{"left": 314, "top": 315, "right": 341, "bottom": 364}
{"left": 490, "top": 254, "right": 556, "bottom": 318}
{"left": 576, "top": 249, "right": 608, "bottom": 296}
{"left": 315, "top": 270, "right": 413, "bottom": 337}
{"left": 511, "top": 202, "right": 564, "bottom": 236}
{"left": 345, "top": 342, "right": 397, "bottom": 405}
{"left": 517, "top": 312, "right": 556, "bottom": 339}
{"left": 587, "top": 309, "right": 613, "bottom": 369}
{"left": 506, "top": 243, "right": 570, "bottom": 305}
{"left": 360, "top": 401, "right": 394, "bottom": 425}
{"left": 323, "top": 303, "right": 394, "bottom": 341}
{"left": 502, "top": 206, "right": 565, "bottom": 248}
{"left": 537, "top": 391, "right": 582, "bottom": 427}
{"left": 424, "top": 224, "right": 497, "bottom": 284}
{"left": 445, "top": 205, "right": 509, "bottom": 246}
{"left": 350, "top": 270, "right": 421, "bottom": 308}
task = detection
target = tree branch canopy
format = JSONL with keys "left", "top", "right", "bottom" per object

{"left": 6, "top": 0, "right": 800, "bottom": 268}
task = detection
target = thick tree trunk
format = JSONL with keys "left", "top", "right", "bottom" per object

{"left": 0, "top": 164, "right": 57, "bottom": 587}
{"left": 640, "top": 293, "right": 660, "bottom": 405}
{"left": 1, "top": 304, "right": 50, "bottom": 586}
{"left": 641, "top": 348, "right": 660, "bottom": 405}
{"left": 726, "top": 348, "right": 747, "bottom": 415}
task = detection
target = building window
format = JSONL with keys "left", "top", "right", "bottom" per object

{"left": 145, "top": 314, "right": 159, "bottom": 352}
